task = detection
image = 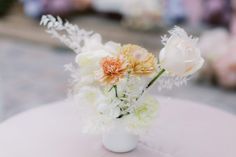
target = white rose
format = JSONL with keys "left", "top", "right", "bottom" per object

{"left": 75, "top": 49, "right": 111, "bottom": 84}
{"left": 82, "top": 33, "right": 121, "bottom": 55}
{"left": 75, "top": 41, "right": 121, "bottom": 85}
{"left": 82, "top": 33, "right": 104, "bottom": 53}
{"left": 76, "top": 50, "right": 111, "bottom": 68}
{"left": 159, "top": 26, "right": 204, "bottom": 76}
{"left": 104, "top": 41, "right": 121, "bottom": 55}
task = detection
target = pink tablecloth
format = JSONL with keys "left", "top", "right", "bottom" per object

{"left": 0, "top": 97, "right": 235, "bottom": 157}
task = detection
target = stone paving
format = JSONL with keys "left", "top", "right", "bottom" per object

{"left": 0, "top": 38, "right": 74, "bottom": 120}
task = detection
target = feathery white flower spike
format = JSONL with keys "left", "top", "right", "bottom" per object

{"left": 40, "top": 15, "right": 100, "bottom": 54}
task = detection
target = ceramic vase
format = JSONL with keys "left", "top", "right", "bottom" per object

{"left": 102, "top": 122, "right": 139, "bottom": 153}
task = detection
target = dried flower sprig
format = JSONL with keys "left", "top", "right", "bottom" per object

{"left": 40, "top": 15, "right": 96, "bottom": 53}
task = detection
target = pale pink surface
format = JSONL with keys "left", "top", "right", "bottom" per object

{"left": 0, "top": 97, "right": 235, "bottom": 157}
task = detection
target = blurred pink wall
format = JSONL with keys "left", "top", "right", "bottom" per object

{"left": 183, "top": 0, "right": 203, "bottom": 25}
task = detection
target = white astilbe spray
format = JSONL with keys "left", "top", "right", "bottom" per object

{"left": 64, "top": 63, "right": 80, "bottom": 82}
{"left": 64, "top": 63, "right": 82, "bottom": 95}
{"left": 155, "top": 74, "right": 189, "bottom": 91}
{"left": 153, "top": 67, "right": 189, "bottom": 90}
{"left": 40, "top": 15, "right": 97, "bottom": 53}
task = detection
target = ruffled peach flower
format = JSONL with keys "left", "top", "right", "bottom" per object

{"left": 121, "top": 44, "right": 157, "bottom": 76}
{"left": 99, "top": 56, "right": 128, "bottom": 84}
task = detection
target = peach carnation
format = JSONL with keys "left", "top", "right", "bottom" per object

{"left": 99, "top": 56, "right": 128, "bottom": 84}
{"left": 121, "top": 44, "right": 157, "bottom": 76}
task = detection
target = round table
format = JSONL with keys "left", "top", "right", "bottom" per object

{"left": 0, "top": 97, "right": 235, "bottom": 157}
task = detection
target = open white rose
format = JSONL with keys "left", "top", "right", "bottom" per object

{"left": 81, "top": 33, "right": 104, "bottom": 53}
{"left": 159, "top": 26, "right": 204, "bottom": 76}
{"left": 82, "top": 33, "right": 121, "bottom": 55}
{"left": 104, "top": 41, "right": 121, "bottom": 55}
{"left": 75, "top": 40, "right": 121, "bottom": 85}
{"left": 76, "top": 50, "right": 111, "bottom": 69}
{"left": 75, "top": 49, "right": 111, "bottom": 85}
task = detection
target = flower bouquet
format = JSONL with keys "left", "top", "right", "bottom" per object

{"left": 41, "top": 15, "right": 204, "bottom": 153}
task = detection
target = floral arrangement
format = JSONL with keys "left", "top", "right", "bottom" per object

{"left": 40, "top": 15, "right": 204, "bottom": 134}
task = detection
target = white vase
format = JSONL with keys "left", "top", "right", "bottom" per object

{"left": 102, "top": 122, "right": 139, "bottom": 153}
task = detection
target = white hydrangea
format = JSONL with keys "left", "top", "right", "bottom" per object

{"left": 123, "top": 95, "right": 159, "bottom": 133}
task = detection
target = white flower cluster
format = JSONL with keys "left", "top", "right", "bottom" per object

{"left": 41, "top": 15, "right": 204, "bottom": 134}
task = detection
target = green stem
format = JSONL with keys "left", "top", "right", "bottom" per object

{"left": 113, "top": 85, "right": 118, "bottom": 98}
{"left": 136, "top": 69, "right": 165, "bottom": 101}
{"left": 116, "top": 112, "right": 130, "bottom": 119}
{"left": 109, "top": 85, "right": 118, "bottom": 98}
{"left": 146, "top": 69, "right": 165, "bottom": 89}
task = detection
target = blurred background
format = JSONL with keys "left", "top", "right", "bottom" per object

{"left": 0, "top": 0, "right": 235, "bottom": 121}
